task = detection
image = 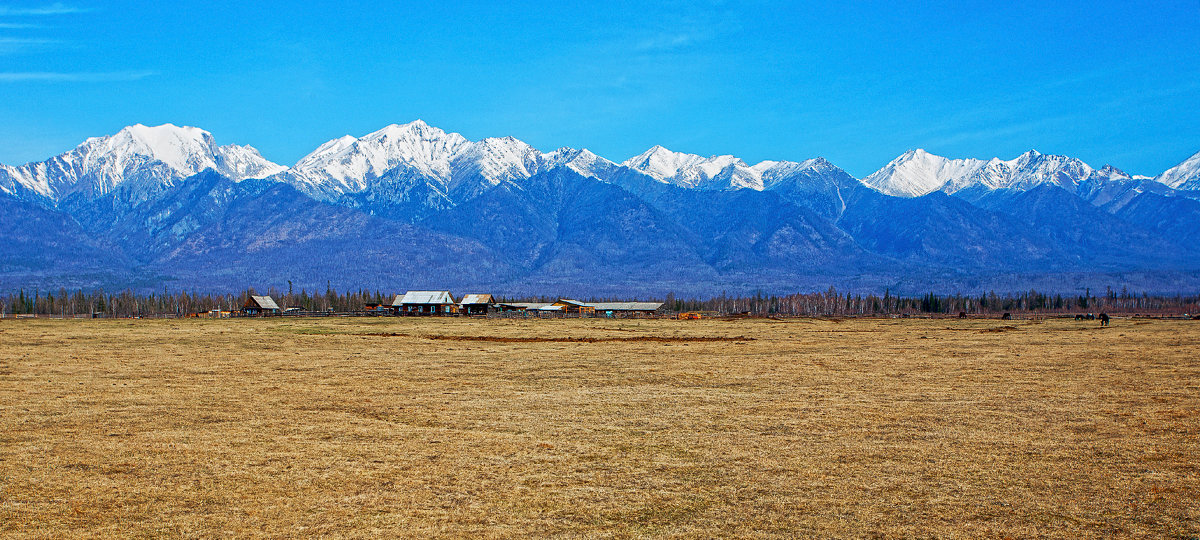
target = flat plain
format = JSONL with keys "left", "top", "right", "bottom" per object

{"left": 1, "top": 316, "right": 1197, "bottom": 538}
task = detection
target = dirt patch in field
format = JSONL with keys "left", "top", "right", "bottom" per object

{"left": 980, "top": 325, "right": 1019, "bottom": 333}
{"left": 421, "top": 334, "right": 753, "bottom": 343}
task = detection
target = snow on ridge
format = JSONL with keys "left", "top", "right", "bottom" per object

{"left": 863, "top": 148, "right": 1100, "bottom": 197}
{"left": 12, "top": 119, "right": 1191, "bottom": 207}
{"left": 283, "top": 120, "right": 627, "bottom": 200}
{"left": 1156, "top": 149, "right": 1200, "bottom": 190}
{"left": 621, "top": 145, "right": 836, "bottom": 191}
{"left": 0, "top": 123, "right": 286, "bottom": 202}
{"left": 544, "top": 147, "right": 617, "bottom": 179}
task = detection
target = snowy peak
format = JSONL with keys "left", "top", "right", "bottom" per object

{"left": 101, "top": 123, "right": 216, "bottom": 172}
{"left": 863, "top": 148, "right": 1097, "bottom": 197}
{"left": 216, "top": 143, "right": 288, "bottom": 181}
{"left": 622, "top": 145, "right": 708, "bottom": 180}
{"left": 862, "top": 149, "right": 987, "bottom": 197}
{"left": 86, "top": 123, "right": 283, "bottom": 179}
{"left": 544, "top": 147, "right": 617, "bottom": 179}
{"left": 0, "top": 123, "right": 284, "bottom": 201}
{"left": 1156, "top": 150, "right": 1200, "bottom": 190}
{"left": 1001, "top": 151, "right": 1092, "bottom": 191}
{"left": 283, "top": 121, "right": 624, "bottom": 203}
{"left": 1086, "top": 164, "right": 1132, "bottom": 183}
{"left": 757, "top": 157, "right": 844, "bottom": 188}
{"left": 288, "top": 120, "right": 471, "bottom": 192}
{"left": 449, "top": 136, "right": 542, "bottom": 191}
{"left": 622, "top": 145, "right": 762, "bottom": 190}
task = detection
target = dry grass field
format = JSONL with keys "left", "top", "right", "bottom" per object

{"left": 1, "top": 316, "right": 1198, "bottom": 538}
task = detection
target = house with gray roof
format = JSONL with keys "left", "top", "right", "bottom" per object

{"left": 393, "top": 291, "right": 457, "bottom": 315}
{"left": 242, "top": 295, "right": 281, "bottom": 316}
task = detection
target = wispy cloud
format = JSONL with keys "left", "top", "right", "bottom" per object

{"left": 634, "top": 30, "right": 712, "bottom": 52}
{"left": 0, "top": 70, "right": 155, "bottom": 82}
{"left": 0, "top": 36, "right": 58, "bottom": 53}
{"left": 0, "top": 3, "right": 89, "bottom": 16}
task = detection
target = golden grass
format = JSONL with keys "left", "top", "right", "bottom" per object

{"left": 1, "top": 316, "right": 1197, "bottom": 538}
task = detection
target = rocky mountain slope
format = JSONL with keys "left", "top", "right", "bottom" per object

{"left": 2, "top": 122, "right": 1198, "bottom": 296}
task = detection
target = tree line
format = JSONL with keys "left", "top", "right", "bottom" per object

{"left": 0, "top": 282, "right": 390, "bottom": 318}
{"left": 661, "top": 287, "right": 1199, "bottom": 317}
{"left": 2, "top": 285, "right": 1198, "bottom": 318}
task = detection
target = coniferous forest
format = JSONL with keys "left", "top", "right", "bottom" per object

{"left": 2, "top": 286, "right": 1197, "bottom": 319}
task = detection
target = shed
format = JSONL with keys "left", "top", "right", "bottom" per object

{"left": 243, "top": 295, "right": 281, "bottom": 316}
{"left": 589, "top": 302, "right": 664, "bottom": 316}
{"left": 553, "top": 299, "right": 596, "bottom": 314}
{"left": 496, "top": 302, "right": 549, "bottom": 311}
{"left": 394, "top": 291, "right": 457, "bottom": 315}
{"left": 459, "top": 294, "right": 494, "bottom": 316}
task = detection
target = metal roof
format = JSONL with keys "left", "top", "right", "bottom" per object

{"left": 396, "top": 291, "right": 454, "bottom": 305}
{"left": 497, "top": 302, "right": 554, "bottom": 310}
{"left": 459, "top": 294, "right": 493, "bottom": 305}
{"left": 588, "top": 302, "right": 663, "bottom": 311}
{"left": 249, "top": 295, "right": 280, "bottom": 310}
{"left": 553, "top": 299, "right": 661, "bottom": 311}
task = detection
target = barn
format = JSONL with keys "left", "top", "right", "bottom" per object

{"left": 552, "top": 299, "right": 596, "bottom": 314}
{"left": 588, "top": 301, "right": 664, "bottom": 316}
{"left": 459, "top": 294, "right": 494, "bottom": 316}
{"left": 394, "top": 291, "right": 457, "bottom": 316}
{"left": 553, "top": 299, "right": 663, "bottom": 317}
{"left": 242, "top": 295, "right": 281, "bottom": 316}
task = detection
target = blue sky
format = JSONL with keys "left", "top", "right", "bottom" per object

{"left": 0, "top": 1, "right": 1197, "bottom": 178}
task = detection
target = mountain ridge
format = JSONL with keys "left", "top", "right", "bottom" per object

{"left": 2, "top": 121, "right": 1199, "bottom": 296}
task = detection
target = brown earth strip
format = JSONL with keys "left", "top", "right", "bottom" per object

{"left": 420, "top": 334, "right": 753, "bottom": 343}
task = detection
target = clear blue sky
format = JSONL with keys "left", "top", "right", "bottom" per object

{"left": 0, "top": 1, "right": 1197, "bottom": 178}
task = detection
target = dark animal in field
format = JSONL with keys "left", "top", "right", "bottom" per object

{"left": 1099, "top": 313, "right": 1110, "bottom": 326}
{"left": 1001, "top": 312, "right": 1012, "bottom": 320}
{"left": 958, "top": 311, "right": 967, "bottom": 319}
{"left": 1075, "top": 314, "right": 1084, "bottom": 321}
{"left": 1086, "top": 313, "right": 1096, "bottom": 320}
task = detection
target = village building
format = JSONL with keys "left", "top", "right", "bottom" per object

{"left": 552, "top": 299, "right": 596, "bottom": 314}
{"left": 554, "top": 299, "right": 663, "bottom": 316}
{"left": 393, "top": 291, "right": 457, "bottom": 316}
{"left": 588, "top": 301, "right": 664, "bottom": 316}
{"left": 493, "top": 300, "right": 663, "bottom": 316}
{"left": 242, "top": 295, "right": 281, "bottom": 316}
{"left": 458, "top": 294, "right": 494, "bottom": 316}
{"left": 495, "top": 302, "right": 551, "bottom": 312}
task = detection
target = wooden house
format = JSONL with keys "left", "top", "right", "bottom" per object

{"left": 553, "top": 299, "right": 596, "bottom": 314}
{"left": 243, "top": 295, "right": 281, "bottom": 316}
{"left": 458, "top": 294, "right": 494, "bottom": 316}
{"left": 393, "top": 291, "right": 457, "bottom": 316}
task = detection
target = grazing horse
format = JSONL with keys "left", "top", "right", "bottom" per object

{"left": 1001, "top": 312, "right": 1012, "bottom": 320}
{"left": 1099, "top": 313, "right": 1110, "bottom": 326}
{"left": 1074, "top": 314, "right": 1084, "bottom": 321}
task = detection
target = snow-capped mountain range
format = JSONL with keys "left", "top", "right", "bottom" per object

{"left": 2, "top": 120, "right": 1199, "bottom": 295}
{"left": 0, "top": 123, "right": 284, "bottom": 202}
{"left": 279, "top": 120, "right": 622, "bottom": 206}
{"left": 860, "top": 148, "right": 1159, "bottom": 199}
{"left": 4, "top": 120, "right": 1197, "bottom": 207}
